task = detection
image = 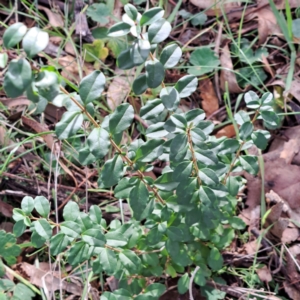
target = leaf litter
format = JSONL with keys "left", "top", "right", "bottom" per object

{"left": 2, "top": 0, "right": 300, "bottom": 299}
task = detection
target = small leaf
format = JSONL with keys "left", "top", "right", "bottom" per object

{"left": 261, "top": 92, "right": 273, "bottom": 105}
{"left": 108, "top": 22, "right": 131, "bottom": 37}
{"left": 13, "top": 220, "right": 26, "bottom": 237}
{"left": 117, "top": 47, "right": 136, "bottom": 70}
{"left": 0, "top": 230, "right": 21, "bottom": 265}
{"left": 178, "top": 273, "right": 190, "bottom": 294}
{"left": 33, "top": 219, "right": 52, "bottom": 240}
{"left": 173, "top": 161, "right": 193, "bottom": 182}
{"left": 148, "top": 19, "right": 171, "bottom": 44}
{"left": 86, "top": 3, "right": 110, "bottom": 24}
{"left": 63, "top": 201, "right": 80, "bottom": 221}
{"left": 3, "top": 23, "right": 27, "bottom": 48}
{"left": 0, "top": 53, "right": 8, "bottom": 68}
{"left": 140, "top": 98, "right": 164, "bottom": 120}
{"left": 4, "top": 58, "right": 32, "bottom": 98}
{"left": 82, "top": 229, "right": 106, "bottom": 247}
{"left": 60, "top": 221, "right": 82, "bottom": 239}
{"left": 175, "top": 75, "right": 198, "bottom": 98}
{"left": 129, "top": 180, "right": 149, "bottom": 220}
{"left": 105, "top": 230, "right": 128, "bottom": 247}
{"left": 188, "top": 47, "right": 220, "bottom": 76}
{"left": 50, "top": 233, "right": 70, "bottom": 255}
{"left": 140, "top": 7, "right": 164, "bottom": 26}
{"left": 199, "top": 168, "right": 219, "bottom": 186}
{"left": 208, "top": 247, "right": 223, "bottom": 271}
{"left": 229, "top": 216, "right": 246, "bottom": 230}
{"left": 170, "top": 133, "right": 188, "bottom": 162}
{"left": 160, "top": 87, "right": 180, "bottom": 111}
{"left": 68, "top": 241, "right": 91, "bottom": 266}
{"left": 260, "top": 110, "right": 280, "bottom": 127}
{"left": 100, "top": 155, "right": 124, "bottom": 188}
{"left": 234, "top": 110, "right": 251, "bottom": 125}
{"left": 160, "top": 43, "right": 182, "bottom": 68}
{"left": 239, "top": 155, "right": 258, "bottom": 175}
{"left": 21, "top": 196, "right": 34, "bottom": 215}
{"left": 109, "top": 103, "right": 134, "bottom": 135}
{"left": 124, "top": 3, "right": 138, "bottom": 21}
{"left": 251, "top": 130, "right": 270, "bottom": 150}
{"left": 22, "top": 27, "right": 49, "bottom": 58}
{"left": 146, "top": 122, "right": 169, "bottom": 138}
{"left": 79, "top": 70, "right": 106, "bottom": 105}
{"left": 132, "top": 73, "right": 148, "bottom": 95}
{"left": 34, "top": 196, "right": 50, "bottom": 218}
{"left": 119, "top": 249, "right": 141, "bottom": 274}
{"left": 55, "top": 111, "right": 83, "bottom": 140}
{"left": 89, "top": 205, "right": 102, "bottom": 225}
{"left": 135, "top": 139, "right": 164, "bottom": 162}
{"left": 87, "top": 127, "right": 110, "bottom": 159}
{"left": 145, "top": 59, "right": 165, "bottom": 88}
{"left": 244, "top": 90, "right": 260, "bottom": 109}
{"left": 131, "top": 39, "right": 150, "bottom": 65}
{"left": 98, "top": 248, "right": 118, "bottom": 275}
{"left": 239, "top": 121, "right": 253, "bottom": 140}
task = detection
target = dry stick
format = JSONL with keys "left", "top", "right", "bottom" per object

{"left": 59, "top": 87, "right": 165, "bottom": 205}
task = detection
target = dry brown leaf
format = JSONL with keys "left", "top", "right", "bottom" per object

{"left": 256, "top": 265, "right": 272, "bottom": 282}
{"left": 220, "top": 42, "right": 245, "bottom": 93}
{"left": 246, "top": 7, "right": 282, "bottom": 45}
{"left": 244, "top": 240, "right": 260, "bottom": 255}
{"left": 0, "top": 199, "right": 13, "bottom": 218}
{"left": 38, "top": 6, "right": 64, "bottom": 27}
{"left": 14, "top": 262, "right": 83, "bottom": 297}
{"left": 107, "top": 69, "right": 134, "bottom": 110}
{"left": 281, "top": 228, "right": 299, "bottom": 244}
{"left": 215, "top": 124, "right": 236, "bottom": 138}
{"left": 199, "top": 78, "right": 219, "bottom": 117}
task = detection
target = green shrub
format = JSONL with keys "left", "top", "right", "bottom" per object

{"left": 1, "top": 4, "right": 281, "bottom": 299}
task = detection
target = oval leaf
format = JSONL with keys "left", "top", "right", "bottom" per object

{"left": 160, "top": 87, "right": 180, "bottom": 111}
{"left": 23, "top": 27, "right": 49, "bottom": 58}
{"left": 87, "top": 127, "right": 110, "bottom": 158}
{"left": 145, "top": 60, "right": 165, "bottom": 88}
{"left": 160, "top": 43, "right": 182, "bottom": 68}
{"left": 109, "top": 103, "right": 134, "bottom": 135}
{"left": 175, "top": 75, "right": 198, "bottom": 98}
{"left": 108, "top": 22, "right": 131, "bottom": 37}
{"left": 148, "top": 19, "right": 171, "bottom": 44}
{"left": 3, "top": 23, "right": 27, "bottom": 48}
{"left": 140, "top": 7, "right": 164, "bottom": 26}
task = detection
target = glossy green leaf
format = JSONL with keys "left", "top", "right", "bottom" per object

{"left": 155, "top": 172, "right": 178, "bottom": 191}
{"left": 160, "top": 43, "right": 182, "bottom": 68}
{"left": 228, "top": 216, "right": 246, "bottom": 230}
{"left": 78, "top": 146, "right": 96, "bottom": 165}
{"left": 208, "top": 247, "right": 223, "bottom": 271}
{"left": 101, "top": 292, "right": 118, "bottom": 300}
{"left": 160, "top": 87, "right": 180, "bottom": 111}
{"left": 132, "top": 73, "right": 148, "bottom": 95}
{"left": 101, "top": 155, "right": 124, "bottom": 188}
{"left": 34, "top": 196, "right": 50, "bottom": 218}
{"left": 239, "top": 155, "right": 258, "bottom": 175}
{"left": 148, "top": 19, "right": 171, "bottom": 44}
{"left": 0, "top": 53, "right": 8, "bottom": 68}
{"left": 226, "top": 176, "right": 241, "bottom": 197}
{"left": 82, "top": 229, "right": 106, "bottom": 247}
{"left": 105, "top": 230, "right": 128, "bottom": 247}
{"left": 178, "top": 273, "right": 190, "bottom": 294}
{"left": 98, "top": 248, "right": 118, "bottom": 275}
{"left": 50, "top": 233, "right": 70, "bottom": 255}
{"left": 129, "top": 180, "right": 149, "bottom": 220}
{"left": 3, "top": 23, "right": 27, "bottom": 48}
{"left": 87, "top": 127, "right": 110, "bottom": 158}
{"left": 146, "top": 122, "right": 169, "bottom": 138}
{"left": 107, "top": 22, "right": 131, "bottom": 37}
{"left": 244, "top": 90, "right": 260, "bottom": 109}
{"left": 135, "top": 139, "right": 164, "bottom": 162}
{"left": 109, "top": 103, "right": 134, "bottom": 134}
{"left": 140, "top": 98, "right": 164, "bottom": 120}
{"left": 114, "top": 178, "right": 135, "bottom": 199}
{"left": 55, "top": 111, "right": 83, "bottom": 140}
{"left": 239, "top": 121, "right": 253, "bottom": 140}
{"left": 76, "top": 212, "right": 95, "bottom": 232}
{"left": 21, "top": 196, "right": 34, "bottom": 215}
{"left": 79, "top": 70, "right": 106, "bottom": 104}
{"left": 170, "top": 133, "right": 188, "bottom": 162}
{"left": 63, "top": 201, "right": 80, "bottom": 222}
{"left": 119, "top": 249, "right": 141, "bottom": 273}
{"left": 195, "top": 149, "right": 218, "bottom": 165}
{"left": 260, "top": 110, "right": 280, "bottom": 127}
{"left": 140, "top": 7, "right": 164, "bottom": 26}
{"left": 22, "top": 27, "right": 49, "bottom": 57}
{"left": 33, "top": 219, "right": 52, "bottom": 240}
{"left": 13, "top": 220, "right": 26, "bottom": 238}
{"left": 251, "top": 130, "right": 270, "bottom": 150}
{"left": 173, "top": 161, "right": 193, "bottom": 182}
{"left": 145, "top": 59, "right": 165, "bottom": 88}
{"left": 175, "top": 75, "right": 198, "bottom": 98}
{"left": 0, "top": 230, "right": 21, "bottom": 265}
{"left": 124, "top": 3, "right": 138, "bottom": 21}
{"left": 117, "top": 47, "right": 136, "bottom": 70}
{"left": 89, "top": 205, "right": 102, "bottom": 225}
{"left": 234, "top": 110, "right": 250, "bottom": 125}
{"left": 144, "top": 283, "right": 166, "bottom": 298}
{"left": 60, "top": 221, "right": 82, "bottom": 239}
{"left": 131, "top": 39, "right": 150, "bottom": 65}
{"left": 4, "top": 58, "right": 32, "bottom": 98}
{"left": 261, "top": 92, "right": 273, "bottom": 105}
{"left": 218, "top": 139, "right": 240, "bottom": 155}
{"left": 199, "top": 168, "right": 219, "bottom": 186}
{"left": 68, "top": 241, "right": 91, "bottom": 266}
{"left": 188, "top": 47, "right": 220, "bottom": 76}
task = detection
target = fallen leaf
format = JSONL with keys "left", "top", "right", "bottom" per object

{"left": 38, "top": 6, "right": 64, "bottom": 27}
{"left": 215, "top": 124, "right": 236, "bottom": 138}
{"left": 256, "top": 265, "right": 272, "bottom": 282}
{"left": 106, "top": 68, "right": 134, "bottom": 110}
{"left": 281, "top": 228, "right": 299, "bottom": 244}
{"left": 220, "top": 42, "right": 245, "bottom": 93}
{"left": 0, "top": 200, "right": 13, "bottom": 218}
{"left": 199, "top": 78, "right": 219, "bottom": 117}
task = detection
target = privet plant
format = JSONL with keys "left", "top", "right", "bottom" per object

{"left": 1, "top": 3, "right": 281, "bottom": 299}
